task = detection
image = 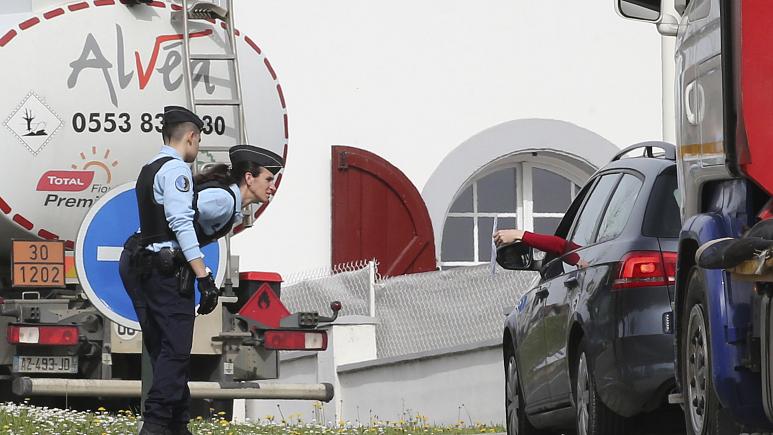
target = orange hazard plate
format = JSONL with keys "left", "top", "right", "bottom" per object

{"left": 12, "top": 240, "right": 65, "bottom": 287}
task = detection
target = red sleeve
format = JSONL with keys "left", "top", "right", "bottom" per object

{"left": 522, "top": 231, "right": 581, "bottom": 257}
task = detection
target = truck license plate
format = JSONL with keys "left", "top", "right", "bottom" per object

{"left": 13, "top": 356, "right": 77, "bottom": 374}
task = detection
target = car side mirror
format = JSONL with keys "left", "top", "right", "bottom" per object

{"left": 616, "top": 0, "right": 661, "bottom": 22}
{"left": 496, "top": 242, "right": 542, "bottom": 271}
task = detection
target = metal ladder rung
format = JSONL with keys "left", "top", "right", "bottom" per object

{"left": 190, "top": 53, "right": 235, "bottom": 61}
{"left": 195, "top": 99, "right": 241, "bottom": 106}
{"left": 198, "top": 145, "right": 232, "bottom": 152}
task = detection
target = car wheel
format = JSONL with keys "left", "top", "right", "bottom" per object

{"left": 574, "top": 341, "right": 626, "bottom": 435}
{"left": 681, "top": 267, "right": 722, "bottom": 435}
{"left": 505, "top": 349, "right": 548, "bottom": 435}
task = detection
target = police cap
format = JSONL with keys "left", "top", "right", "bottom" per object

{"left": 163, "top": 106, "right": 204, "bottom": 130}
{"left": 229, "top": 145, "right": 284, "bottom": 174}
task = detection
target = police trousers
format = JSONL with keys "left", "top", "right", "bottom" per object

{"left": 118, "top": 246, "right": 195, "bottom": 428}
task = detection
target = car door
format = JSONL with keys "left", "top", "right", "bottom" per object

{"left": 517, "top": 282, "right": 551, "bottom": 409}
{"left": 517, "top": 180, "right": 593, "bottom": 411}
{"left": 541, "top": 173, "right": 622, "bottom": 407}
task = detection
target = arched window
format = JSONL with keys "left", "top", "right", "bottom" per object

{"left": 440, "top": 154, "right": 588, "bottom": 267}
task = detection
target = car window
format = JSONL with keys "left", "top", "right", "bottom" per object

{"left": 569, "top": 174, "right": 620, "bottom": 246}
{"left": 595, "top": 174, "right": 643, "bottom": 243}
{"left": 643, "top": 167, "right": 680, "bottom": 238}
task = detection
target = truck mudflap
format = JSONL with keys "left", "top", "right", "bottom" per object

{"left": 759, "top": 291, "right": 773, "bottom": 422}
{"left": 12, "top": 377, "right": 334, "bottom": 402}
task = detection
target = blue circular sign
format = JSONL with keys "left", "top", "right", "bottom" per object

{"left": 75, "top": 182, "right": 226, "bottom": 329}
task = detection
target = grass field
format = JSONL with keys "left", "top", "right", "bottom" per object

{"left": 0, "top": 401, "right": 505, "bottom": 434}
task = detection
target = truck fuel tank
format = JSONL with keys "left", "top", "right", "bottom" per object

{"left": 0, "top": 0, "right": 287, "bottom": 257}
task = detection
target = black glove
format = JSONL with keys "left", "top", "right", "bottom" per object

{"left": 196, "top": 273, "right": 219, "bottom": 315}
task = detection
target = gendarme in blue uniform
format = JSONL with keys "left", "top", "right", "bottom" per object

{"left": 143, "top": 145, "right": 202, "bottom": 261}
{"left": 118, "top": 106, "right": 205, "bottom": 435}
{"left": 194, "top": 183, "right": 242, "bottom": 245}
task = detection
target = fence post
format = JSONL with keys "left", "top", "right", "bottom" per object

{"left": 368, "top": 260, "right": 376, "bottom": 317}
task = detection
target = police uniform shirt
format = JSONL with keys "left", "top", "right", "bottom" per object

{"left": 144, "top": 145, "right": 203, "bottom": 262}
{"left": 196, "top": 184, "right": 243, "bottom": 237}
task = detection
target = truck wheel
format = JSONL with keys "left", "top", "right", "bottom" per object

{"left": 574, "top": 341, "right": 626, "bottom": 435}
{"left": 681, "top": 267, "right": 721, "bottom": 435}
{"left": 505, "top": 347, "right": 548, "bottom": 435}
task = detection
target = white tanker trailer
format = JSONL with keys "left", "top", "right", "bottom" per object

{"left": 0, "top": 0, "right": 336, "bottom": 414}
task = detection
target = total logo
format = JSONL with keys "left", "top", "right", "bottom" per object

{"left": 38, "top": 146, "right": 119, "bottom": 208}
{"left": 37, "top": 171, "right": 94, "bottom": 192}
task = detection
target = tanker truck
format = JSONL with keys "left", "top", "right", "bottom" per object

{"left": 0, "top": 0, "right": 336, "bottom": 414}
{"left": 616, "top": 0, "right": 773, "bottom": 433}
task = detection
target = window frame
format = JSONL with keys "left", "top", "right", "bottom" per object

{"left": 594, "top": 172, "right": 644, "bottom": 244}
{"left": 566, "top": 169, "right": 645, "bottom": 250}
{"left": 440, "top": 155, "right": 588, "bottom": 268}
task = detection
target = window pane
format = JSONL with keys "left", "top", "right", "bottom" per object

{"left": 441, "top": 217, "right": 474, "bottom": 261}
{"left": 534, "top": 217, "right": 563, "bottom": 236}
{"left": 449, "top": 185, "right": 473, "bottom": 213}
{"left": 569, "top": 174, "right": 620, "bottom": 246}
{"left": 596, "top": 174, "right": 642, "bottom": 243}
{"left": 478, "top": 217, "right": 494, "bottom": 262}
{"left": 643, "top": 168, "right": 680, "bottom": 238}
{"left": 480, "top": 217, "right": 517, "bottom": 261}
{"left": 572, "top": 183, "right": 582, "bottom": 200}
{"left": 478, "top": 168, "right": 517, "bottom": 213}
{"left": 533, "top": 168, "right": 571, "bottom": 213}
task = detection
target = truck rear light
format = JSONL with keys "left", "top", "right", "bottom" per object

{"left": 613, "top": 251, "right": 677, "bottom": 290}
{"left": 263, "top": 330, "right": 327, "bottom": 351}
{"left": 7, "top": 325, "right": 79, "bottom": 345}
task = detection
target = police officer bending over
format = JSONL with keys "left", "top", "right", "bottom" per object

{"left": 118, "top": 106, "right": 219, "bottom": 435}
{"left": 193, "top": 144, "right": 284, "bottom": 247}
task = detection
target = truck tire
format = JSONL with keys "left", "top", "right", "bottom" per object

{"left": 681, "top": 267, "right": 721, "bottom": 435}
{"left": 505, "top": 346, "right": 549, "bottom": 435}
{"left": 574, "top": 340, "right": 626, "bottom": 435}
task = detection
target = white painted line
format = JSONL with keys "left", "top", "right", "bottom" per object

{"left": 97, "top": 246, "right": 123, "bottom": 262}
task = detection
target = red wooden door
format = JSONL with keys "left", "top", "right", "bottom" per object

{"left": 332, "top": 146, "right": 436, "bottom": 277}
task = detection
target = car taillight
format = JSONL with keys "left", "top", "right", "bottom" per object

{"left": 7, "top": 325, "right": 79, "bottom": 345}
{"left": 263, "top": 330, "right": 327, "bottom": 351}
{"left": 613, "top": 251, "right": 677, "bottom": 290}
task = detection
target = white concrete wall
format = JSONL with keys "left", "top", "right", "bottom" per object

{"left": 230, "top": 1, "right": 664, "bottom": 276}
{"left": 245, "top": 342, "right": 504, "bottom": 426}
{"left": 338, "top": 345, "right": 503, "bottom": 425}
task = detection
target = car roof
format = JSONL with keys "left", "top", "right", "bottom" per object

{"left": 599, "top": 154, "right": 675, "bottom": 178}
{"left": 596, "top": 141, "right": 676, "bottom": 178}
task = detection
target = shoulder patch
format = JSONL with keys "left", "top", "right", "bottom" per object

{"left": 175, "top": 175, "right": 191, "bottom": 192}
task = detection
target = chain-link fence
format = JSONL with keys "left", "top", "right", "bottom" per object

{"left": 280, "top": 262, "right": 539, "bottom": 359}
{"left": 279, "top": 260, "right": 375, "bottom": 317}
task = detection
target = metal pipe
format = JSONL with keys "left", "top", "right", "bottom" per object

{"left": 13, "top": 378, "right": 334, "bottom": 402}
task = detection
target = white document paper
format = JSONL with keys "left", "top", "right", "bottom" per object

{"left": 490, "top": 216, "right": 498, "bottom": 275}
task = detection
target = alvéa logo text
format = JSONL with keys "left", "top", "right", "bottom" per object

{"left": 67, "top": 24, "right": 216, "bottom": 107}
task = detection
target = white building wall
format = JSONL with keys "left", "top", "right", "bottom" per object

{"left": 231, "top": 1, "right": 664, "bottom": 275}
{"left": 337, "top": 344, "right": 503, "bottom": 425}
{"left": 246, "top": 342, "right": 504, "bottom": 426}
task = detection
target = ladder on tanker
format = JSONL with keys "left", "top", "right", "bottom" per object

{"left": 176, "top": 0, "right": 248, "bottom": 161}
{"left": 175, "top": 0, "right": 250, "bottom": 290}
{"left": 174, "top": 0, "right": 255, "bottom": 223}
